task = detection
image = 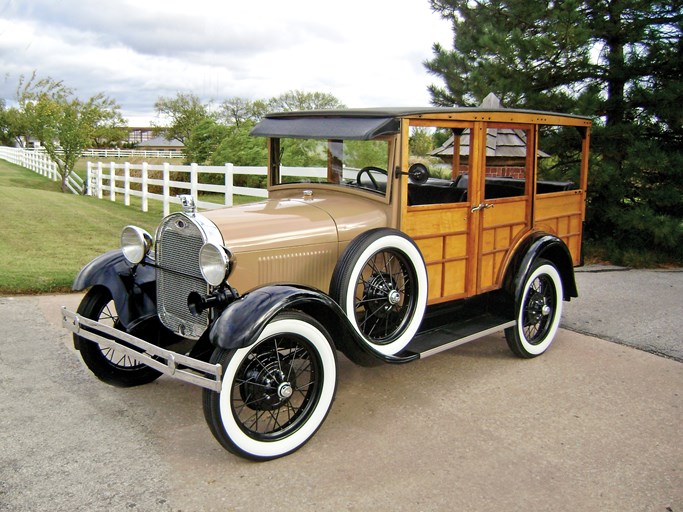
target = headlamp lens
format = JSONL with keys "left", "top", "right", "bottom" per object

{"left": 199, "top": 243, "right": 231, "bottom": 287}
{"left": 121, "top": 226, "right": 152, "bottom": 265}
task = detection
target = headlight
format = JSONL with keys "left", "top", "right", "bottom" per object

{"left": 121, "top": 225, "right": 153, "bottom": 265}
{"left": 199, "top": 242, "right": 234, "bottom": 287}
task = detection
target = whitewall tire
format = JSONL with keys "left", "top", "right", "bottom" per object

{"left": 202, "top": 312, "right": 337, "bottom": 461}
{"left": 330, "top": 229, "right": 428, "bottom": 356}
{"left": 505, "top": 259, "right": 563, "bottom": 358}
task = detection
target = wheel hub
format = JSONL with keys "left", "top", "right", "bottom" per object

{"left": 364, "top": 272, "right": 401, "bottom": 318}
{"left": 240, "top": 354, "right": 295, "bottom": 411}
{"left": 278, "top": 382, "right": 293, "bottom": 399}
{"left": 527, "top": 292, "right": 551, "bottom": 323}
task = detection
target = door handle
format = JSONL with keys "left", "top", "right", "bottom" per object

{"left": 471, "top": 203, "right": 494, "bottom": 213}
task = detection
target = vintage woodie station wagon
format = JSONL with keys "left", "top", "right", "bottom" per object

{"left": 62, "top": 103, "right": 591, "bottom": 460}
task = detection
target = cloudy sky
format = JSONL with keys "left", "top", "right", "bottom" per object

{"left": 0, "top": 0, "right": 454, "bottom": 125}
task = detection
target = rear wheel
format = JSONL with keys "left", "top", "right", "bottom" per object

{"left": 75, "top": 286, "right": 161, "bottom": 387}
{"left": 202, "top": 312, "right": 337, "bottom": 461}
{"left": 505, "top": 259, "right": 563, "bottom": 358}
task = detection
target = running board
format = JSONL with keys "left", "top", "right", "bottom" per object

{"left": 402, "top": 316, "right": 516, "bottom": 359}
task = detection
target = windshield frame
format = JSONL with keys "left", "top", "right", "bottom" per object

{"left": 267, "top": 135, "right": 397, "bottom": 203}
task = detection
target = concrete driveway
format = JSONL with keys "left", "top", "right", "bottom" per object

{"left": 563, "top": 266, "right": 683, "bottom": 361}
{"left": 1, "top": 270, "right": 681, "bottom": 512}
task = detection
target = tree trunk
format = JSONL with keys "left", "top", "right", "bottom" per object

{"left": 603, "top": 2, "right": 627, "bottom": 170}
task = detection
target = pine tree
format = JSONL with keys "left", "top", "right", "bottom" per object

{"left": 426, "top": 0, "right": 683, "bottom": 264}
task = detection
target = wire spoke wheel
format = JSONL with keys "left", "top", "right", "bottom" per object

{"left": 330, "top": 229, "right": 428, "bottom": 357}
{"left": 521, "top": 273, "right": 556, "bottom": 344}
{"left": 231, "top": 334, "right": 320, "bottom": 441}
{"left": 354, "top": 249, "right": 416, "bottom": 343}
{"left": 505, "top": 259, "right": 563, "bottom": 358}
{"left": 75, "top": 286, "right": 161, "bottom": 386}
{"left": 203, "top": 312, "right": 337, "bottom": 461}
{"left": 94, "top": 301, "right": 146, "bottom": 369}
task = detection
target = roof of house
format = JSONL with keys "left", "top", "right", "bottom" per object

{"left": 430, "top": 127, "right": 549, "bottom": 160}
{"left": 431, "top": 94, "right": 549, "bottom": 160}
{"left": 136, "top": 136, "right": 184, "bottom": 148}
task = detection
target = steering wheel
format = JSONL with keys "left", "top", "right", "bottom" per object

{"left": 356, "top": 166, "right": 388, "bottom": 190}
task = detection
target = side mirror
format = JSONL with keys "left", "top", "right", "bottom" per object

{"left": 408, "top": 163, "right": 430, "bottom": 184}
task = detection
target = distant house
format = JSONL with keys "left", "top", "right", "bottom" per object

{"left": 430, "top": 93, "right": 548, "bottom": 179}
{"left": 126, "top": 127, "right": 156, "bottom": 144}
{"left": 136, "top": 135, "right": 184, "bottom": 153}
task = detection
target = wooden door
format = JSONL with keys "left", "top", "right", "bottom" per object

{"left": 470, "top": 122, "right": 534, "bottom": 293}
{"left": 400, "top": 120, "right": 477, "bottom": 304}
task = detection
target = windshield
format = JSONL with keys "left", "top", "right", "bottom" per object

{"left": 270, "top": 137, "right": 391, "bottom": 195}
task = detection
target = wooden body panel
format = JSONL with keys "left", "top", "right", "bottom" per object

{"left": 399, "top": 113, "right": 588, "bottom": 305}
{"left": 479, "top": 198, "right": 530, "bottom": 291}
{"left": 403, "top": 204, "right": 472, "bottom": 302}
{"left": 534, "top": 190, "right": 584, "bottom": 265}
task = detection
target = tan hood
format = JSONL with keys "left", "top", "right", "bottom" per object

{"left": 202, "top": 198, "right": 337, "bottom": 253}
{"left": 201, "top": 192, "right": 389, "bottom": 254}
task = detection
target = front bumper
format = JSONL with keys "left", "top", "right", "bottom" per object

{"left": 61, "top": 307, "right": 223, "bottom": 392}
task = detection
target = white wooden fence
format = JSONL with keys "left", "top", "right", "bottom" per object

{"left": 1, "top": 145, "right": 360, "bottom": 214}
{"left": 50, "top": 148, "right": 185, "bottom": 159}
{"left": 85, "top": 162, "right": 359, "bottom": 216}
{"left": 0, "top": 146, "right": 85, "bottom": 194}
{"left": 86, "top": 161, "right": 270, "bottom": 216}
{"left": 86, "top": 162, "right": 365, "bottom": 215}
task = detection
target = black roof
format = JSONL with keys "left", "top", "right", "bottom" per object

{"left": 251, "top": 107, "right": 591, "bottom": 140}
{"left": 250, "top": 115, "right": 400, "bottom": 140}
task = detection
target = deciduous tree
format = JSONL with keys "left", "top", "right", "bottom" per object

{"left": 269, "top": 90, "right": 345, "bottom": 112}
{"left": 184, "top": 118, "right": 230, "bottom": 165}
{"left": 154, "top": 93, "right": 211, "bottom": 143}
{"left": 17, "top": 72, "right": 125, "bottom": 193}
{"left": 186, "top": 90, "right": 344, "bottom": 167}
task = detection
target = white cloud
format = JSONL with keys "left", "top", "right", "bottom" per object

{"left": 0, "top": 0, "right": 453, "bottom": 123}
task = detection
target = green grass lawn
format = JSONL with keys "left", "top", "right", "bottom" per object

{"left": 0, "top": 160, "right": 260, "bottom": 294}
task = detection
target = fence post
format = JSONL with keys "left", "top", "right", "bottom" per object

{"left": 53, "top": 158, "right": 59, "bottom": 182}
{"left": 163, "top": 162, "right": 170, "bottom": 217}
{"left": 97, "top": 162, "right": 103, "bottom": 199}
{"left": 141, "top": 162, "right": 149, "bottom": 212}
{"left": 190, "top": 163, "right": 198, "bottom": 199}
{"left": 224, "top": 163, "right": 234, "bottom": 206}
{"left": 109, "top": 162, "right": 116, "bottom": 201}
{"left": 124, "top": 162, "right": 130, "bottom": 206}
{"left": 86, "top": 162, "right": 92, "bottom": 196}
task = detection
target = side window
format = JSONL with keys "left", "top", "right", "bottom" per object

{"left": 408, "top": 124, "right": 472, "bottom": 206}
{"left": 536, "top": 125, "right": 583, "bottom": 194}
{"left": 483, "top": 126, "right": 532, "bottom": 200}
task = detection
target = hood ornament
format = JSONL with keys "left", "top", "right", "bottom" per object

{"left": 178, "top": 195, "right": 197, "bottom": 215}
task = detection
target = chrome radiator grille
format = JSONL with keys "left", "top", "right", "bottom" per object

{"left": 156, "top": 214, "right": 209, "bottom": 339}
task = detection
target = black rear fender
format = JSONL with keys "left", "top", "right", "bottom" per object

{"left": 503, "top": 233, "right": 578, "bottom": 301}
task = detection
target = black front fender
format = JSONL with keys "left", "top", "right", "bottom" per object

{"left": 208, "top": 284, "right": 414, "bottom": 367}
{"left": 73, "top": 249, "right": 157, "bottom": 329}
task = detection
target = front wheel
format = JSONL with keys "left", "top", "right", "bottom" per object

{"left": 202, "top": 312, "right": 337, "bottom": 461}
{"left": 505, "top": 259, "right": 563, "bottom": 358}
{"left": 75, "top": 286, "right": 162, "bottom": 387}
